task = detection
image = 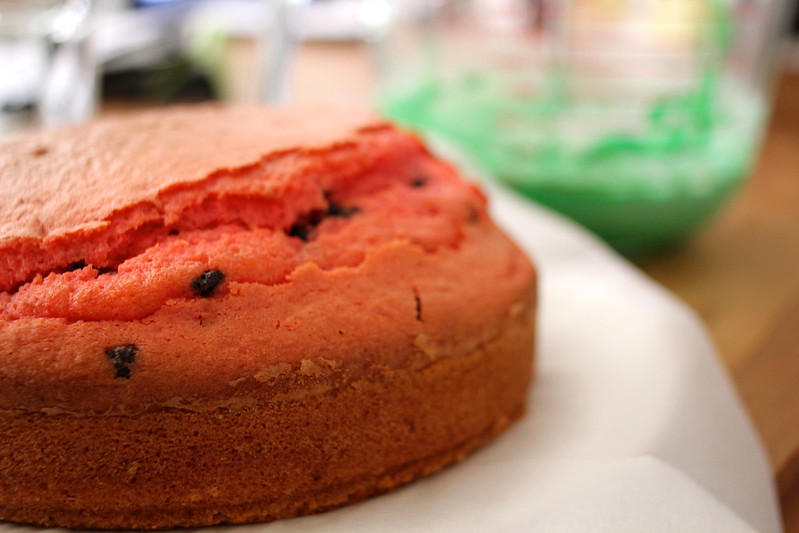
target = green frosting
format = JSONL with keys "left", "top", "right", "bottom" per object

{"left": 381, "top": 0, "right": 766, "bottom": 257}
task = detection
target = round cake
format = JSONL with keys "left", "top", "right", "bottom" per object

{"left": 0, "top": 105, "right": 536, "bottom": 529}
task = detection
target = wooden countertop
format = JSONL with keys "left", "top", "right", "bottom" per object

{"left": 640, "top": 72, "right": 799, "bottom": 533}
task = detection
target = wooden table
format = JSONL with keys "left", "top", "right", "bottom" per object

{"left": 640, "top": 72, "right": 799, "bottom": 533}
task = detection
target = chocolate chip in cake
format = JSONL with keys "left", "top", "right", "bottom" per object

{"left": 288, "top": 201, "right": 359, "bottom": 242}
{"left": 65, "top": 260, "right": 87, "bottom": 272}
{"left": 326, "top": 202, "right": 361, "bottom": 219}
{"left": 191, "top": 270, "right": 225, "bottom": 297}
{"left": 413, "top": 289, "right": 423, "bottom": 321}
{"left": 30, "top": 145, "right": 50, "bottom": 157}
{"left": 322, "top": 191, "right": 360, "bottom": 219}
{"left": 411, "top": 176, "right": 428, "bottom": 188}
{"left": 467, "top": 205, "right": 480, "bottom": 224}
{"left": 288, "top": 208, "right": 330, "bottom": 242}
{"left": 288, "top": 223, "right": 312, "bottom": 242}
{"left": 167, "top": 229, "right": 180, "bottom": 236}
{"left": 105, "top": 344, "right": 138, "bottom": 379}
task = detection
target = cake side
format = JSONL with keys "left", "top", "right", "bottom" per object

{"left": 0, "top": 287, "right": 533, "bottom": 530}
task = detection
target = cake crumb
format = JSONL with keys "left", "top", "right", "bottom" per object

{"left": 254, "top": 363, "right": 292, "bottom": 382}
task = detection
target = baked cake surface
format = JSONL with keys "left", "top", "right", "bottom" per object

{"left": 0, "top": 105, "right": 536, "bottom": 529}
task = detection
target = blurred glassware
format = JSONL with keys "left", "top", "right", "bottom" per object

{"left": 173, "top": 0, "right": 391, "bottom": 108}
{"left": 257, "top": 0, "right": 372, "bottom": 103}
{"left": 377, "top": 0, "right": 795, "bottom": 257}
{"left": 0, "top": 0, "right": 96, "bottom": 136}
{"left": 95, "top": 0, "right": 216, "bottom": 104}
{"left": 177, "top": 0, "right": 300, "bottom": 104}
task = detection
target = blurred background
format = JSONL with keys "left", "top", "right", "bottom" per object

{"left": 2, "top": 0, "right": 799, "bottom": 530}
{"left": 1, "top": 0, "right": 796, "bottom": 256}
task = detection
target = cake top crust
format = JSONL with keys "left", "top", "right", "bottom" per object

{"left": 0, "top": 105, "right": 383, "bottom": 243}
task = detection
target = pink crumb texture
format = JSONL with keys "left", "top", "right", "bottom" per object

{"left": 0, "top": 105, "right": 535, "bottom": 411}
{"left": 0, "top": 108, "right": 479, "bottom": 320}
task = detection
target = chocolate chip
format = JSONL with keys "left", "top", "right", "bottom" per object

{"left": 287, "top": 200, "right": 360, "bottom": 243}
{"left": 326, "top": 202, "right": 360, "bottom": 219}
{"left": 106, "top": 344, "right": 137, "bottom": 365}
{"left": 191, "top": 270, "right": 225, "bottom": 297}
{"left": 31, "top": 145, "right": 49, "bottom": 157}
{"left": 287, "top": 208, "right": 325, "bottom": 242}
{"left": 467, "top": 205, "right": 480, "bottom": 224}
{"left": 288, "top": 223, "right": 312, "bottom": 242}
{"left": 167, "top": 229, "right": 180, "bottom": 236}
{"left": 322, "top": 191, "right": 360, "bottom": 219}
{"left": 65, "top": 260, "right": 87, "bottom": 272}
{"left": 105, "top": 344, "right": 138, "bottom": 380}
{"left": 411, "top": 176, "right": 428, "bottom": 188}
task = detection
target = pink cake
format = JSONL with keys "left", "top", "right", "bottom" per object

{"left": 0, "top": 105, "right": 536, "bottom": 529}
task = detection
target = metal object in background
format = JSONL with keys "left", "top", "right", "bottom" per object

{"left": 0, "top": 0, "right": 96, "bottom": 136}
